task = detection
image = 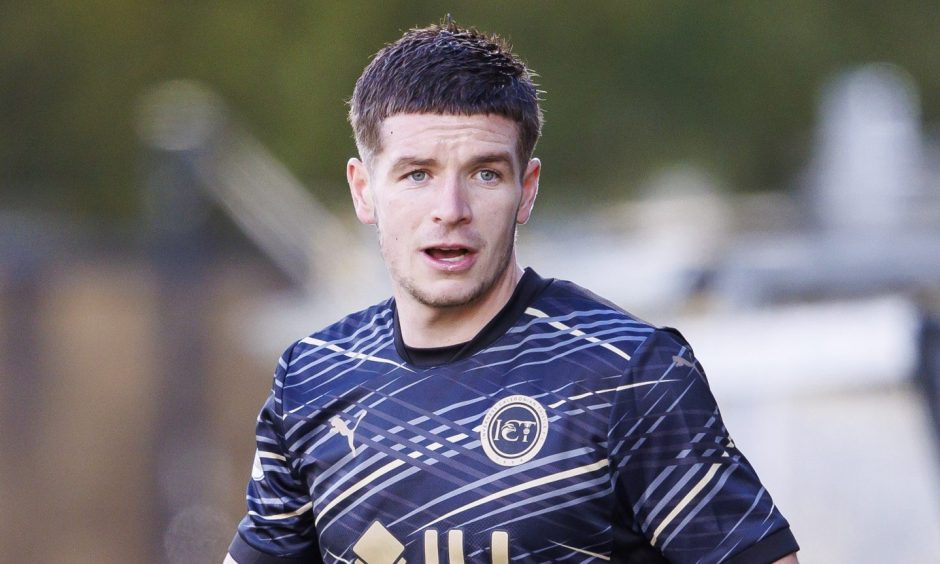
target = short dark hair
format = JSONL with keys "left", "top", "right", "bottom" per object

{"left": 349, "top": 20, "right": 543, "bottom": 167}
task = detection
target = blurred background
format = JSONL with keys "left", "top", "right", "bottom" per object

{"left": 2, "top": 2, "right": 940, "bottom": 562}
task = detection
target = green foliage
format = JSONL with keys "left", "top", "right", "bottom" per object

{"left": 2, "top": 1, "right": 939, "bottom": 220}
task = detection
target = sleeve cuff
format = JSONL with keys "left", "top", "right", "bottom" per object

{"left": 723, "top": 527, "right": 799, "bottom": 564}
{"left": 228, "top": 533, "right": 320, "bottom": 564}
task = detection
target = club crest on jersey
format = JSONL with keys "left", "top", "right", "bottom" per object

{"left": 480, "top": 395, "right": 548, "bottom": 466}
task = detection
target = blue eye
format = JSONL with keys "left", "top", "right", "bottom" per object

{"left": 408, "top": 170, "right": 428, "bottom": 182}
{"left": 478, "top": 170, "right": 499, "bottom": 182}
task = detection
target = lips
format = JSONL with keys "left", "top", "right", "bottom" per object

{"left": 422, "top": 244, "right": 478, "bottom": 271}
{"left": 425, "top": 247, "right": 470, "bottom": 261}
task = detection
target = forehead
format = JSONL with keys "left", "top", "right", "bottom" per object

{"left": 376, "top": 113, "right": 519, "bottom": 163}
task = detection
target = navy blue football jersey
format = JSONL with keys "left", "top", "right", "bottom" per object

{"left": 229, "top": 269, "right": 797, "bottom": 563}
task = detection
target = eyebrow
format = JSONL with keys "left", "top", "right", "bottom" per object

{"left": 387, "top": 151, "right": 517, "bottom": 176}
{"left": 389, "top": 156, "right": 438, "bottom": 174}
{"left": 468, "top": 151, "right": 516, "bottom": 170}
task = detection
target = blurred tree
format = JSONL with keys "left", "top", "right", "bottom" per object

{"left": 1, "top": 1, "right": 939, "bottom": 222}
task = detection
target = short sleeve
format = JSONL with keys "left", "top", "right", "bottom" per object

{"left": 608, "top": 329, "right": 798, "bottom": 563}
{"left": 228, "top": 345, "right": 322, "bottom": 563}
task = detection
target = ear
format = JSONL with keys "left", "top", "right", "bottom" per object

{"left": 347, "top": 157, "right": 375, "bottom": 225}
{"left": 516, "top": 158, "right": 541, "bottom": 225}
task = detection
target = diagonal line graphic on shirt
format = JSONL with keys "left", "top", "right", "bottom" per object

{"left": 549, "top": 541, "right": 611, "bottom": 561}
{"left": 301, "top": 336, "right": 412, "bottom": 371}
{"left": 525, "top": 307, "right": 633, "bottom": 360}
{"left": 319, "top": 465, "right": 425, "bottom": 536}
{"left": 417, "top": 458, "right": 609, "bottom": 531}
{"left": 287, "top": 315, "right": 396, "bottom": 382}
{"left": 661, "top": 459, "right": 738, "bottom": 549}
{"left": 304, "top": 338, "right": 407, "bottom": 398}
{"left": 509, "top": 307, "right": 649, "bottom": 334}
{"left": 638, "top": 347, "right": 693, "bottom": 402}
{"left": 313, "top": 390, "right": 486, "bottom": 497}
{"left": 389, "top": 447, "right": 594, "bottom": 528}
{"left": 249, "top": 500, "right": 313, "bottom": 521}
{"left": 486, "top": 487, "right": 614, "bottom": 536}
{"left": 282, "top": 310, "right": 661, "bottom": 538}
{"left": 476, "top": 335, "right": 647, "bottom": 376}
{"left": 455, "top": 476, "right": 610, "bottom": 530}
{"left": 321, "top": 447, "right": 597, "bottom": 536}
{"left": 287, "top": 333, "right": 398, "bottom": 397}
{"left": 546, "top": 379, "right": 678, "bottom": 409}
{"left": 650, "top": 461, "right": 723, "bottom": 546}
{"left": 288, "top": 368, "right": 430, "bottom": 443}
{"left": 355, "top": 415, "right": 488, "bottom": 480}
{"left": 484, "top": 318, "right": 653, "bottom": 358}
{"left": 289, "top": 309, "right": 393, "bottom": 370}
{"left": 717, "top": 487, "right": 766, "bottom": 547}
{"left": 320, "top": 431, "right": 592, "bottom": 537}
{"left": 315, "top": 436, "right": 462, "bottom": 527}
{"left": 337, "top": 375, "right": 561, "bottom": 470}
{"left": 314, "top": 403, "right": 606, "bottom": 534}
{"left": 285, "top": 373, "right": 408, "bottom": 441}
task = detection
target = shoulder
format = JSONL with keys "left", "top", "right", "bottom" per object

{"left": 290, "top": 298, "right": 394, "bottom": 352}
{"left": 536, "top": 276, "right": 654, "bottom": 327}
{"left": 528, "top": 276, "right": 685, "bottom": 365}
{"left": 277, "top": 298, "right": 398, "bottom": 381}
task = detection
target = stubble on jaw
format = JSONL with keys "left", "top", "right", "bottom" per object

{"left": 375, "top": 218, "right": 519, "bottom": 310}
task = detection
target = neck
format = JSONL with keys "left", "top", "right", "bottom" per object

{"left": 396, "top": 264, "right": 524, "bottom": 348}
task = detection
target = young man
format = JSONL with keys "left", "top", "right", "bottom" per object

{"left": 226, "top": 22, "right": 799, "bottom": 564}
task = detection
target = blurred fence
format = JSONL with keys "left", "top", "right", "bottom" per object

{"left": 0, "top": 238, "right": 280, "bottom": 563}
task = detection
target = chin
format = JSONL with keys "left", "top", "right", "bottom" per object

{"left": 408, "top": 278, "right": 490, "bottom": 309}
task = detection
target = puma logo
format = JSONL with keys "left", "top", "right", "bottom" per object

{"left": 330, "top": 411, "right": 367, "bottom": 456}
{"left": 672, "top": 354, "right": 696, "bottom": 369}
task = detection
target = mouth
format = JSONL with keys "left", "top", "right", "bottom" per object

{"left": 424, "top": 246, "right": 472, "bottom": 262}
{"left": 422, "top": 244, "right": 478, "bottom": 271}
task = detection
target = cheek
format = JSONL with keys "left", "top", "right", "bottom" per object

{"left": 385, "top": 197, "right": 425, "bottom": 228}
{"left": 491, "top": 195, "right": 525, "bottom": 226}
{"left": 374, "top": 205, "right": 412, "bottom": 251}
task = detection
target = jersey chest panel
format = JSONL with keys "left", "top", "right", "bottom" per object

{"left": 285, "top": 349, "right": 623, "bottom": 563}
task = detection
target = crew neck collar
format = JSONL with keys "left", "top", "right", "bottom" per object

{"left": 393, "top": 267, "right": 552, "bottom": 368}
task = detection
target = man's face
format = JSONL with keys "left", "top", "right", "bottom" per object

{"left": 348, "top": 113, "right": 540, "bottom": 312}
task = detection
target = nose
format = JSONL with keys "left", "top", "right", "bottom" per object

{"left": 432, "top": 174, "right": 472, "bottom": 225}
